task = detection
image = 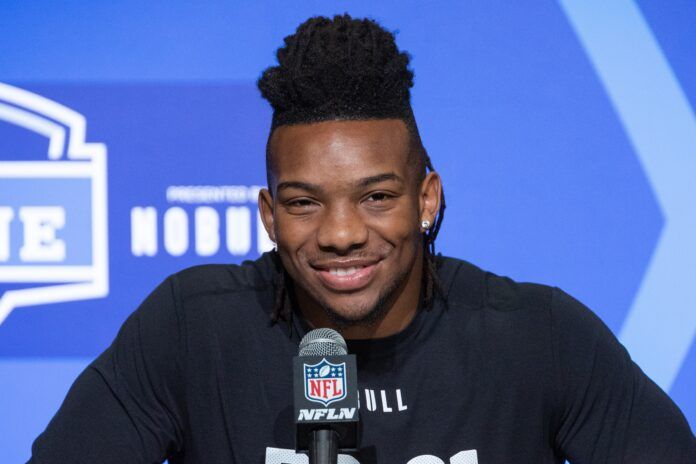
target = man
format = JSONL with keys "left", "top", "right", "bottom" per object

{"left": 30, "top": 14, "right": 694, "bottom": 464}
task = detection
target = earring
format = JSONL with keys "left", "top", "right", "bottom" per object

{"left": 421, "top": 219, "right": 431, "bottom": 230}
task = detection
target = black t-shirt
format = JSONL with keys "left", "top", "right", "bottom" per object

{"left": 29, "top": 253, "right": 695, "bottom": 463}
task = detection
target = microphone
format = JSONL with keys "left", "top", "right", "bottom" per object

{"left": 293, "top": 328, "right": 360, "bottom": 464}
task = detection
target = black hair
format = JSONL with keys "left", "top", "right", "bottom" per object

{"left": 257, "top": 14, "right": 446, "bottom": 326}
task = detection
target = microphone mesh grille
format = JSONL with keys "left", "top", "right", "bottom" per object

{"left": 299, "top": 328, "right": 348, "bottom": 356}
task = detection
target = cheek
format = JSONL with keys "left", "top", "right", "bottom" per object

{"left": 274, "top": 216, "right": 319, "bottom": 278}
{"left": 367, "top": 207, "right": 420, "bottom": 247}
{"left": 274, "top": 215, "right": 315, "bottom": 248}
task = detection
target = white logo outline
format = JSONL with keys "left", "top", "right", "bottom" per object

{"left": 0, "top": 82, "right": 109, "bottom": 325}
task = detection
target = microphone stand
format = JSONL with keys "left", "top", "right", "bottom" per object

{"left": 308, "top": 428, "right": 339, "bottom": 464}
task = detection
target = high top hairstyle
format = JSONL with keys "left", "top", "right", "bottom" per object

{"left": 257, "top": 14, "right": 446, "bottom": 325}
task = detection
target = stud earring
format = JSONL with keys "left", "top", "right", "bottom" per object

{"left": 421, "top": 219, "right": 431, "bottom": 230}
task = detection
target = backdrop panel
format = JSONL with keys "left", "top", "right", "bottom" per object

{"left": 0, "top": 1, "right": 694, "bottom": 462}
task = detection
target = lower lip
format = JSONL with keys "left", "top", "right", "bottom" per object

{"left": 314, "top": 263, "right": 379, "bottom": 291}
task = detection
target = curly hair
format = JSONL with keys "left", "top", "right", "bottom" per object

{"left": 257, "top": 14, "right": 446, "bottom": 325}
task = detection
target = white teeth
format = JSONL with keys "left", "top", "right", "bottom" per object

{"left": 329, "top": 266, "right": 360, "bottom": 276}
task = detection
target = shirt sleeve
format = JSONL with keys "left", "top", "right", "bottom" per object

{"left": 28, "top": 276, "right": 186, "bottom": 464}
{"left": 551, "top": 287, "right": 696, "bottom": 463}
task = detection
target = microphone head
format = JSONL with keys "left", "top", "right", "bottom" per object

{"left": 299, "top": 328, "right": 348, "bottom": 356}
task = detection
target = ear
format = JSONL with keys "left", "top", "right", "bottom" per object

{"left": 258, "top": 188, "right": 276, "bottom": 244}
{"left": 419, "top": 171, "right": 442, "bottom": 228}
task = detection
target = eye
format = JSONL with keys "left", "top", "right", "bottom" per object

{"left": 363, "top": 192, "right": 396, "bottom": 211}
{"left": 284, "top": 197, "right": 320, "bottom": 214}
{"left": 287, "top": 198, "right": 315, "bottom": 207}
{"left": 365, "top": 192, "right": 393, "bottom": 202}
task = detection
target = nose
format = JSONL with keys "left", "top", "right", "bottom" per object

{"left": 316, "top": 203, "right": 368, "bottom": 253}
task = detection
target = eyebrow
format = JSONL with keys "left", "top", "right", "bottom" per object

{"left": 357, "top": 172, "right": 403, "bottom": 188}
{"left": 276, "top": 181, "right": 323, "bottom": 194}
{"left": 276, "top": 172, "right": 403, "bottom": 194}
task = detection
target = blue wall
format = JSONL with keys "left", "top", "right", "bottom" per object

{"left": 1, "top": 1, "right": 694, "bottom": 462}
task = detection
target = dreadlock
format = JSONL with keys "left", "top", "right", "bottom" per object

{"left": 257, "top": 14, "right": 446, "bottom": 325}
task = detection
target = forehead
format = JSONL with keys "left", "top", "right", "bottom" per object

{"left": 268, "top": 119, "right": 412, "bottom": 189}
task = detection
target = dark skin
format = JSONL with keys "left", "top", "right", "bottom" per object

{"left": 259, "top": 119, "right": 441, "bottom": 339}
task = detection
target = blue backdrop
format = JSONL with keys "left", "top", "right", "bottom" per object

{"left": 1, "top": 1, "right": 694, "bottom": 462}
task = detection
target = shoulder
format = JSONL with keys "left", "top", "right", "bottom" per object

{"left": 170, "top": 251, "right": 279, "bottom": 301}
{"left": 436, "top": 255, "right": 608, "bottom": 348}
{"left": 435, "top": 255, "right": 554, "bottom": 314}
{"left": 154, "top": 252, "right": 282, "bottom": 342}
{"left": 436, "top": 256, "right": 622, "bottom": 370}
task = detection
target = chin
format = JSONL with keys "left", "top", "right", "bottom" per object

{"left": 321, "top": 295, "right": 389, "bottom": 328}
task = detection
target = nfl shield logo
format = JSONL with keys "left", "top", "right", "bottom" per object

{"left": 303, "top": 358, "right": 347, "bottom": 406}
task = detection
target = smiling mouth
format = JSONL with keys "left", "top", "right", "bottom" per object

{"left": 328, "top": 266, "right": 363, "bottom": 276}
{"left": 311, "top": 261, "right": 380, "bottom": 292}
